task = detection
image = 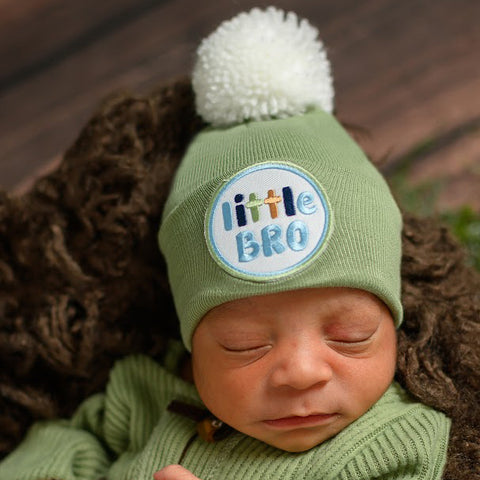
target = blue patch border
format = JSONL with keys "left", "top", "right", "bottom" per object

{"left": 205, "top": 162, "right": 332, "bottom": 281}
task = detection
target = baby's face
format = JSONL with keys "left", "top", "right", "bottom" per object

{"left": 191, "top": 287, "right": 397, "bottom": 452}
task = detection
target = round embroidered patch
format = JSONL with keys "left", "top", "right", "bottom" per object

{"left": 205, "top": 162, "right": 331, "bottom": 280}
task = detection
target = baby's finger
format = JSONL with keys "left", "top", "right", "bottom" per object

{"left": 153, "top": 464, "right": 201, "bottom": 480}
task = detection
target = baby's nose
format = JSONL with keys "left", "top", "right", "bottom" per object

{"left": 269, "top": 340, "right": 333, "bottom": 390}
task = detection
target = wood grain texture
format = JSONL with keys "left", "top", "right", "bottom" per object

{"left": 1, "top": 0, "right": 479, "bottom": 209}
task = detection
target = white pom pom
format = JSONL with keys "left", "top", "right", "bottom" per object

{"left": 192, "top": 7, "right": 334, "bottom": 127}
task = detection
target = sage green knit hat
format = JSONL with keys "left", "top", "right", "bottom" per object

{"left": 159, "top": 7, "right": 403, "bottom": 350}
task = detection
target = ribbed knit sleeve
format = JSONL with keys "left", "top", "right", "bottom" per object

{"left": 0, "top": 397, "right": 110, "bottom": 480}
{"left": 102, "top": 354, "right": 183, "bottom": 455}
{"left": 0, "top": 354, "right": 185, "bottom": 480}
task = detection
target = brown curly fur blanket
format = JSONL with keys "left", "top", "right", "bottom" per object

{"left": 0, "top": 78, "right": 479, "bottom": 478}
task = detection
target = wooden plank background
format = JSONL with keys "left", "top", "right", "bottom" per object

{"left": 1, "top": 0, "right": 479, "bottom": 211}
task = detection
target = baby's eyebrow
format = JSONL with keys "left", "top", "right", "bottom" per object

{"left": 324, "top": 319, "right": 380, "bottom": 333}
{"left": 322, "top": 305, "right": 383, "bottom": 324}
{"left": 209, "top": 298, "right": 259, "bottom": 319}
{"left": 213, "top": 328, "right": 269, "bottom": 345}
{"left": 330, "top": 320, "right": 384, "bottom": 340}
{"left": 326, "top": 297, "right": 384, "bottom": 315}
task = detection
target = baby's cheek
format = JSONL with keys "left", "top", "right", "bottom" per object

{"left": 353, "top": 358, "right": 396, "bottom": 414}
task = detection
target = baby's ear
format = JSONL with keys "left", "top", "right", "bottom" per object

{"left": 0, "top": 77, "right": 203, "bottom": 458}
{"left": 397, "top": 210, "right": 480, "bottom": 476}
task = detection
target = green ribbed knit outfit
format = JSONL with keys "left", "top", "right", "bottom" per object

{"left": 0, "top": 342, "right": 450, "bottom": 480}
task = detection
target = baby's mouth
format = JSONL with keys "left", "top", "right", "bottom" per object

{"left": 263, "top": 413, "right": 338, "bottom": 428}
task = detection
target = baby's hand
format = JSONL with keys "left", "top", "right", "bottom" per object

{"left": 153, "top": 464, "right": 201, "bottom": 480}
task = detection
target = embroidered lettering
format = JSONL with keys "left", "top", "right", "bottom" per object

{"left": 287, "top": 220, "right": 309, "bottom": 251}
{"left": 246, "top": 193, "right": 263, "bottom": 223}
{"left": 261, "top": 224, "right": 286, "bottom": 257}
{"left": 236, "top": 231, "right": 260, "bottom": 262}
{"left": 235, "top": 194, "right": 247, "bottom": 227}
{"left": 222, "top": 202, "right": 233, "bottom": 231}
{"left": 264, "top": 189, "right": 282, "bottom": 219}
{"left": 282, "top": 186, "right": 296, "bottom": 216}
{"left": 297, "top": 191, "right": 317, "bottom": 215}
